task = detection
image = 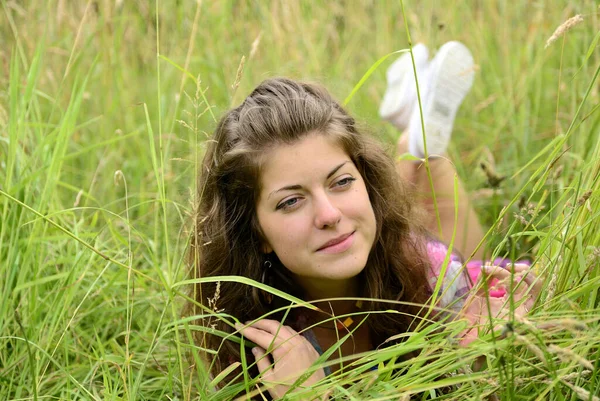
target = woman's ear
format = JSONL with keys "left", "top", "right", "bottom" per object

{"left": 257, "top": 228, "right": 272, "bottom": 253}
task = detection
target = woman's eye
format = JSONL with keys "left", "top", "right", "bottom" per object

{"left": 276, "top": 197, "right": 300, "bottom": 211}
{"left": 334, "top": 177, "right": 356, "bottom": 188}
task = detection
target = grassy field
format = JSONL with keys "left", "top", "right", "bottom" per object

{"left": 1, "top": 0, "right": 600, "bottom": 399}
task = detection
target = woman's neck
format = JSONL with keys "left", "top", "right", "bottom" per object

{"left": 295, "top": 276, "right": 359, "bottom": 305}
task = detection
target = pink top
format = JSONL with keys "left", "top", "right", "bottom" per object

{"left": 425, "top": 241, "right": 472, "bottom": 312}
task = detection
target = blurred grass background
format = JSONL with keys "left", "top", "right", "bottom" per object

{"left": 1, "top": 0, "right": 599, "bottom": 399}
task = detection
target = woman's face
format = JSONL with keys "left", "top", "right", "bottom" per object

{"left": 256, "top": 133, "right": 377, "bottom": 297}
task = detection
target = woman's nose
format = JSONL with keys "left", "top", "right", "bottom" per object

{"left": 313, "top": 195, "right": 342, "bottom": 228}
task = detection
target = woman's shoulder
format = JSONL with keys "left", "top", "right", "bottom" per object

{"left": 423, "top": 238, "right": 471, "bottom": 312}
{"left": 425, "top": 239, "right": 463, "bottom": 273}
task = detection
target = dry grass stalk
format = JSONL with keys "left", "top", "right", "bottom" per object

{"left": 544, "top": 257, "right": 560, "bottom": 305}
{"left": 474, "top": 94, "right": 498, "bottom": 113}
{"left": 545, "top": 15, "right": 584, "bottom": 49}
{"left": 545, "top": 270, "right": 558, "bottom": 301}
{"left": 249, "top": 31, "right": 263, "bottom": 59}
{"left": 114, "top": 170, "right": 124, "bottom": 186}
{"left": 542, "top": 373, "right": 597, "bottom": 401}
{"left": 589, "top": 247, "right": 600, "bottom": 265}
{"left": 360, "top": 374, "right": 378, "bottom": 392}
{"left": 231, "top": 55, "right": 246, "bottom": 93}
{"left": 207, "top": 281, "right": 222, "bottom": 313}
{"left": 561, "top": 381, "right": 599, "bottom": 401}
{"left": 515, "top": 333, "right": 547, "bottom": 362}
{"left": 536, "top": 318, "right": 588, "bottom": 333}
{"left": 561, "top": 370, "right": 591, "bottom": 382}
{"left": 73, "top": 189, "right": 84, "bottom": 207}
{"left": 548, "top": 345, "right": 594, "bottom": 370}
{"left": 177, "top": 119, "right": 194, "bottom": 132}
{"left": 551, "top": 164, "right": 564, "bottom": 183}
{"left": 207, "top": 281, "right": 223, "bottom": 331}
{"left": 514, "top": 212, "right": 529, "bottom": 225}
{"left": 577, "top": 190, "right": 592, "bottom": 206}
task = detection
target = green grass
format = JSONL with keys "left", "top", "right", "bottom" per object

{"left": 1, "top": 0, "right": 600, "bottom": 399}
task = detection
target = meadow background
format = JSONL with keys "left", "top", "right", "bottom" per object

{"left": 1, "top": 0, "right": 600, "bottom": 400}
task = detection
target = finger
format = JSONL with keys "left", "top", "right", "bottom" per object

{"left": 509, "top": 266, "right": 539, "bottom": 312}
{"left": 496, "top": 278, "right": 531, "bottom": 307}
{"left": 507, "top": 263, "right": 533, "bottom": 281}
{"left": 481, "top": 265, "right": 512, "bottom": 280}
{"left": 509, "top": 263, "right": 530, "bottom": 273}
{"left": 253, "top": 323, "right": 308, "bottom": 360}
{"left": 499, "top": 286, "right": 537, "bottom": 317}
{"left": 246, "top": 319, "right": 294, "bottom": 339}
{"left": 483, "top": 266, "right": 532, "bottom": 295}
{"left": 240, "top": 320, "right": 298, "bottom": 353}
{"left": 252, "top": 347, "right": 273, "bottom": 377}
{"left": 235, "top": 323, "right": 277, "bottom": 351}
{"left": 501, "top": 264, "right": 542, "bottom": 304}
{"left": 510, "top": 264, "right": 543, "bottom": 298}
{"left": 282, "top": 325, "right": 300, "bottom": 336}
{"left": 482, "top": 296, "right": 509, "bottom": 320}
{"left": 473, "top": 265, "right": 508, "bottom": 296}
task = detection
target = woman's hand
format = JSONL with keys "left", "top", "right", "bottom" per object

{"left": 460, "top": 263, "right": 542, "bottom": 345}
{"left": 236, "top": 319, "right": 326, "bottom": 400}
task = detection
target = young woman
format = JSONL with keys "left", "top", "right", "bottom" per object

{"left": 186, "top": 42, "right": 541, "bottom": 399}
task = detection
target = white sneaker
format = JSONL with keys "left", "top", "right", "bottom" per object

{"left": 408, "top": 41, "right": 475, "bottom": 158}
{"left": 379, "top": 44, "right": 429, "bottom": 131}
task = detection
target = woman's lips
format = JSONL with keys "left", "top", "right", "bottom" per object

{"left": 317, "top": 232, "right": 355, "bottom": 254}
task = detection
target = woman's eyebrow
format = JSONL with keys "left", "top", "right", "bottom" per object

{"left": 267, "top": 161, "right": 350, "bottom": 200}
{"left": 326, "top": 161, "right": 349, "bottom": 179}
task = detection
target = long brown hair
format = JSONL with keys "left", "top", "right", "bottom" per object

{"left": 186, "top": 77, "right": 432, "bottom": 382}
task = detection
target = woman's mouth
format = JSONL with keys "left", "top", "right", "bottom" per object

{"left": 316, "top": 231, "right": 355, "bottom": 254}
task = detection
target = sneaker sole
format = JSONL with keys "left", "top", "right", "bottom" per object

{"left": 409, "top": 41, "right": 475, "bottom": 157}
{"left": 379, "top": 44, "right": 429, "bottom": 124}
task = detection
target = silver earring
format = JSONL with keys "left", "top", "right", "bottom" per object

{"left": 260, "top": 260, "right": 272, "bottom": 284}
{"left": 261, "top": 260, "right": 273, "bottom": 304}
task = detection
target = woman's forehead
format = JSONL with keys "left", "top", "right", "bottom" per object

{"left": 258, "top": 134, "right": 352, "bottom": 191}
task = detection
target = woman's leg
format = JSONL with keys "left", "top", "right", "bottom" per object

{"left": 396, "top": 134, "right": 485, "bottom": 260}
{"left": 383, "top": 41, "right": 484, "bottom": 259}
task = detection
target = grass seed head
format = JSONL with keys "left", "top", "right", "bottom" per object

{"left": 544, "top": 257, "right": 561, "bottom": 305}
{"left": 514, "top": 212, "right": 529, "bottom": 225}
{"left": 549, "top": 345, "right": 594, "bottom": 370}
{"left": 231, "top": 55, "right": 246, "bottom": 93}
{"left": 114, "top": 170, "right": 124, "bottom": 186}
{"left": 536, "top": 318, "right": 588, "bottom": 333}
{"left": 515, "top": 333, "right": 547, "bottom": 363}
{"left": 249, "top": 32, "right": 263, "bottom": 59}
{"left": 577, "top": 190, "right": 592, "bottom": 206}
{"left": 545, "top": 15, "right": 584, "bottom": 49}
{"left": 561, "top": 381, "right": 599, "bottom": 401}
{"left": 73, "top": 189, "right": 84, "bottom": 207}
{"left": 207, "top": 281, "right": 223, "bottom": 314}
{"left": 561, "top": 370, "right": 591, "bottom": 382}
